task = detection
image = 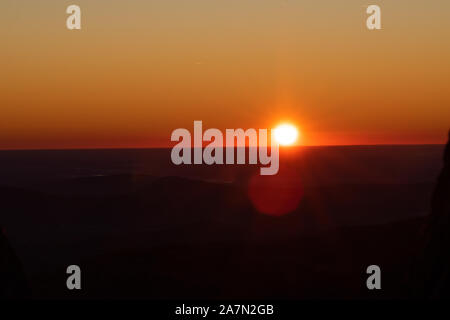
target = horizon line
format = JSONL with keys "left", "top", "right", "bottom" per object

{"left": 0, "top": 143, "right": 445, "bottom": 152}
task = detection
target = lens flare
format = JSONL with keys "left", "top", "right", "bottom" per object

{"left": 248, "top": 170, "right": 304, "bottom": 216}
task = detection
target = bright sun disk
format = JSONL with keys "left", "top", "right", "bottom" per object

{"left": 274, "top": 124, "right": 299, "bottom": 146}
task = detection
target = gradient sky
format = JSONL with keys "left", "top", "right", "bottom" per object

{"left": 1, "top": 0, "right": 449, "bottom": 149}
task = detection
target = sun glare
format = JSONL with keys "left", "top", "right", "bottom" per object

{"left": 274, "top": 124, "right": 299, "bottom": 146}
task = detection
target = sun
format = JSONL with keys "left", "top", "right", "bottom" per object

{"left": 274, "top": 123, "right": 299, "bottom": 146}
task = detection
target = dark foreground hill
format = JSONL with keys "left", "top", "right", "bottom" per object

{"left": 0, "top": 174, "right": 434, "bottom": 299}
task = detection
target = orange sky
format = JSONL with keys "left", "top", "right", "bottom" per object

{"left": 1, "top": 0, "right": 449, "bottom": 149}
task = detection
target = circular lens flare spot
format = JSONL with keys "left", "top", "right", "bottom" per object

{"left": 248, "top": 172, "right": 304, "bottom": 216}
